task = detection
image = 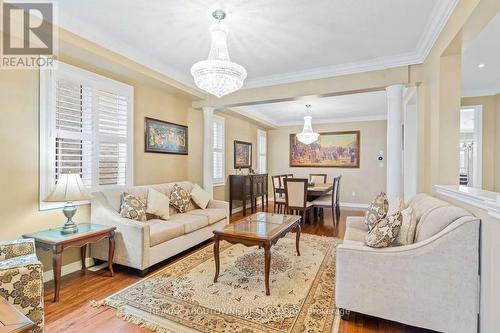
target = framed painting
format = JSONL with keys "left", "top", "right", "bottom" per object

{"left": 289, "top": 131, "right": 360, "bottom": 168}
{"left": 145, "top": 117, "right": 188, "bottom": 155}
{"left": 234, "top": 140, "right": 252, "bottom": 169}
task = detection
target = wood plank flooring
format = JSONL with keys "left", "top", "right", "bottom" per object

{"left": 44, "top": 205, "right": 432, "bottom": 333}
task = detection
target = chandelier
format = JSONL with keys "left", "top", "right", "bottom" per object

{"left": 296, "top": 104, "right": 319, "bottom": 145}
{"left": 191, "top": 9, "right": 247, "bottom": 98}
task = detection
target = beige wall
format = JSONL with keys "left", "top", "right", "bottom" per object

{"left": 212, "top": 112, "right": 267, "bottom": 206}
{"left": 268, "top": 120, "right": 387, "bottom": 205}
{"left": 0, "top": 31, "right": 196, "bottom": 272}
{"left": 461, "top": 94, "right": 498, "bottom": 191}
{"left": 496, "top": 94, "right": 500, "bottom": 191}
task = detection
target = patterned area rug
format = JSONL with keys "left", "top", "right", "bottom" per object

{"left": 94, "top": 234, "right": 342, "bottom": 333}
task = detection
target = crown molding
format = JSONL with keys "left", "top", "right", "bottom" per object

{"left": 276, "top": 114, "right": 387, "bottom": 127}
{"left": 461, "top": 86, "right": 500, "bottom": 98}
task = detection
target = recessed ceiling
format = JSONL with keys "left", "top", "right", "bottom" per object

{"left": 462, "top": 13, "right": 500, "bottom": 97}
{"left": 234, "top": 90, "right": 387, "bottom": 126}
{"left": 57, "top": 0, "right": 458, "bottom": 91}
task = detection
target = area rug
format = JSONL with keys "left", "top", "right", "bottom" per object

{"left": 93, "top": 234, "right": 342, "bottom": 333}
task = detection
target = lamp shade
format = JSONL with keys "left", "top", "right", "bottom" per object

{"left": 44, "top": 173, "right": 92, "bottom": 202}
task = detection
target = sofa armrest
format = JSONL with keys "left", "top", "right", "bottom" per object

{"left": 207, "top": 199, "right": 229, "bottom": 225}
{"left": 0, "top": 238, "right": 35, "bottom": 261}
{"left": 91, "top": 193, "right": 150, "bottom": 269}
{"left": 336, "top": 217, "right": 480, "bottom": 332}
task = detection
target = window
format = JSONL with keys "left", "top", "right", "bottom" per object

{"left": 40, "top": 61, "right": 133, "bottom": 209}
{"left": 212, "top": 115, "right": 225, "bottom": 185}
{"left": 257, "top": 129, "right": 267, "bottom": 174}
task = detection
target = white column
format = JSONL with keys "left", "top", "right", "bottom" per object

{"left": 203, "top": 106, "right": 214, "bottom": 198}
{"left": 386, "top": 84, "right": 404, "bottom": 206}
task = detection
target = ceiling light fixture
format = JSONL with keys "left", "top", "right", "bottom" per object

{"left": 191, "top": 9, "right": 247, "bottom": 98}
{"left": 478, "top": 63, "right": 486, "bottom": 68}
{"left": 296, "top": 104, "right": 319, "bottom": 145}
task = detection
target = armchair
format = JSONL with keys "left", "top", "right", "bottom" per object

{"left": 0, "top": 238, "right": 44, "bottom": 332}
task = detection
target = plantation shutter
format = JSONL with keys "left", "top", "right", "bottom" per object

{"left": 258, "top": 130, "right": 267, "bottom": 174}
{"left": 54, "top": 78, "right": 93, "bottom": 187}
{"left": 212, "top": 116, "right": 225, "bottom": 185}
{"left": 96, "top": 90, "right": 129, "bottom": 186}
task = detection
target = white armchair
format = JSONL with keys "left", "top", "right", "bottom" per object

{"left": 336, "top": 194, "right": 480, "bottom": 333}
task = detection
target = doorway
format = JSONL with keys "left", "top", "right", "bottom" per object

{"left": 459, "top": 105, "right": 483, "bottom": 188}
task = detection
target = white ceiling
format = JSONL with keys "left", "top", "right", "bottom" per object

{"left": 57, "top": 0, "right": 458, "bottom": 91}
{"left": 461, "top": 13, "right": 500, "bottom": 97}
{"left": 234, "top": 90, "right": 387, "bottom": 126}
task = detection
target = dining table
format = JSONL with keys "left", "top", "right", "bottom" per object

{"left": 276, "top": 183, "right": 332, "bottom": 200}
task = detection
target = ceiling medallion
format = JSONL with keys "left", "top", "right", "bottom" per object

{"left": 296, "top": 104, "right": 319, "bottom": 145}
{"left": 191, "top": 9, "right": 247, "bottom": 98}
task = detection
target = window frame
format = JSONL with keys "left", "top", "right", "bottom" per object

{"left": 39, "top": 60, "right": 134, "bottom": 210}
{"left": 257, "top": 129, "right": 267, "bottom": 174}
{"left": 212, "top": 115, "right": 225, "bottom": 186}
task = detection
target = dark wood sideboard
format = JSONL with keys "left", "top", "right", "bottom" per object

{"left": 229, "top": 174, "right": 268, "bottom": 216}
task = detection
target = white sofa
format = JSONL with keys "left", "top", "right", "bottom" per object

{"left": 336, "top": 193, "right": 480, "bottom": 333}
{"left": 91, "top": 181, "right": 229, "bottom": 274}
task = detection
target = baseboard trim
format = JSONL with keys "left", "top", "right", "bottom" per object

{"left": 43, "top": 257, "right": 95, "bottom": 282}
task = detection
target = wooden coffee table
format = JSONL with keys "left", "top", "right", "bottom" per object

{"left": 213, "top": 212, "right": 301, "bottom": 295}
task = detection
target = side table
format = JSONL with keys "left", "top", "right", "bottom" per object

{"left": 0, "top": 297, "right": 34, "bottom": 333}
{"left": 23, "top": 223, "right": 116, "bottom": 302}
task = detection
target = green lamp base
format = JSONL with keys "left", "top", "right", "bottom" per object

{"left": 61, "top": 203, "right": 79, "bottom": 234}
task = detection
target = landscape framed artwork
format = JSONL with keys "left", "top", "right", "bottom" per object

{"left": 289, "top": 131, "right": 360, "bottom": 168}
{"left": 234, "top": 140, "right": 252, "bottom": 169}
{"left": 145, "top": 117, "right": 188, "bottom": 155}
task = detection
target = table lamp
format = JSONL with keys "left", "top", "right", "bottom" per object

{"left": 44, "top": 173, "right": 93, "bottom": 234}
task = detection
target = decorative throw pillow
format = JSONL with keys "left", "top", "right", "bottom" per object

{"left": 365, "top": 211, "right": 402, "bottom": 248}
{"left": 120, "top": 192, "right": 147, "bottom": 222}
{"left": 394, "top": 206, "right": 417, "bottom": 246}
{"left": 389, "top": 197, "right": 406, "bottom": 215}
{"left": 170, "top": 184, "right": 191, "bottom": 213}
{"left": 190, "top": 184, "right": 211, "bottom": 209}
{"left": 146, "top": 188, "right": 170, "bottom": 220}
{"left": 365, "top": 192, "right": 389, "bottom": 231}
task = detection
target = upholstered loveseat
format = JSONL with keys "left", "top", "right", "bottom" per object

{"left": 336, "top": 193, "right": 480, "bottom": 333}
{"left": 0, "top": 238, "right": 44, "bottom": 332}
{"left": 91, "top": 181, "right": 229, "bottom": 274}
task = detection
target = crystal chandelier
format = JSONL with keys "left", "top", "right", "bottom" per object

{"left": 296, "top": 104, "right": 319, "bottom": 145}
{"left": 191, "top": 9, "right": 247, "bottom": 98}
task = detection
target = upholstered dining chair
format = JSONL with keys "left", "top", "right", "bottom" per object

{"left": 309, "top": 173, "right": 327, "bottom": 184}
{"left": 312, "top": 175, "right": 342, "bottom": 225}
{"left": 272, "top": 175, "right": 286, "bottom": 213}
{"left": 284, "top": 178, "right": 314, "bottom": 224}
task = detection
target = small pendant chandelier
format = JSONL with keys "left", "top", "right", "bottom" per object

{"left": 191, "top": 9, "right": 247, "bottom": 98}
{"left": 296, "top": 104, "right": 319, "bottom": 145}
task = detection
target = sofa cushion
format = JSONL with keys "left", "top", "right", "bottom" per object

{"left": 365, "top": 192, "right": 389, "bottom": 231}
{"left": 190, "top": 184, "right": 211, "bottom": 209}
{"left": 344, "top": 216, "right": 368, "bottom": 242}
{"left": 409, "top": 193, "right": 448, "bottom": 222}
{"left": 414, "top": 205, "right": 472, "bottom": 242}
{"left": 365, "top": 211, "right": 402, "bottom": 248}
{"left": 146, "top": 188, "right": 170, "bottom": 220}
{"left": 149, "top": 220, "right": 184, "bottom": 247}
{"left": 119, "top": 193, "right": 147, "bottom": 222}
{"left": 187, "top": 208, "right": 226, "bottom": 224}
{"left": 168, "top": 213, "right": 209, "bottom": 233}
{"left": 170, "top": 184, "right": 192, "bottom": 213}
{"left": 394, "top": 206, "right": 418, "bottom": 246}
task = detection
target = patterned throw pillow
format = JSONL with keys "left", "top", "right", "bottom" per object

{"left": 170, "top": 184, "right": 191, "bottom": 213}
{"left": 394, "top": 206, "right": 418, "bottom": 246}
{"left": 365, "top": 192, "right": 389, "bottom": 231}
{"left": 365, "top": 211, "right": 402, "bottom": 248}
{"left": 120, "top": 192, "right": 147, "bottom": 222}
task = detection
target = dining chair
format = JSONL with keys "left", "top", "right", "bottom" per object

{"left": 285, "top": 174, "right": 294, "bottom": 178}
{"left": 284, "top": 178, "right": 314, "bottom": 224}
{"left": 311, "top": 175, "right": 342, "bottom": 225}
{"left": 271, "top": 175, "right": 286, "bottom": 213}
{"left": 310, "top": 173, "right": 327, "bottom": 184}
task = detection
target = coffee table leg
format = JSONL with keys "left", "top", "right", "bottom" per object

{"left": 214, "top": 237, "right": 220, "bottom": 283}
{"left": 264, "top": 243, "right": 271, "bottom": 295}
{"left": 296, "top": 223, "right": 301, "bottom": 256}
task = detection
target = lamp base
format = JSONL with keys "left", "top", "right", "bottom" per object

{"left": 61, "top": 203, "right": 79, "bottom": 234}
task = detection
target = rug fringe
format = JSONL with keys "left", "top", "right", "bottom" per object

{"left": 90, "top": 298, "right": 125, "bottom": 309}
{"left": 116, "top": 309, "right": 175, "bottom": 333}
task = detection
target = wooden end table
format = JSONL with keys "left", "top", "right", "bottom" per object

{"left": 213, "top": 212, "right": 301, "bottom": 295}
{"left": 0, "top": 297, "right": 34, "bottom": 333}
{"left": 23, "top": 223, "right": 116, "bottom": 302}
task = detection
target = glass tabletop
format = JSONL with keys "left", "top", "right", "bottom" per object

{"left": 23, "top": 223, "right": 112, "bottom": 243}
{"left": 219, "top": 213, "right": 298, "bottom": 238}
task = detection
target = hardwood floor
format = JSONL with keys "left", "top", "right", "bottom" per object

{"left": 44, "top": 205, "right": 431, "bottom": 333}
